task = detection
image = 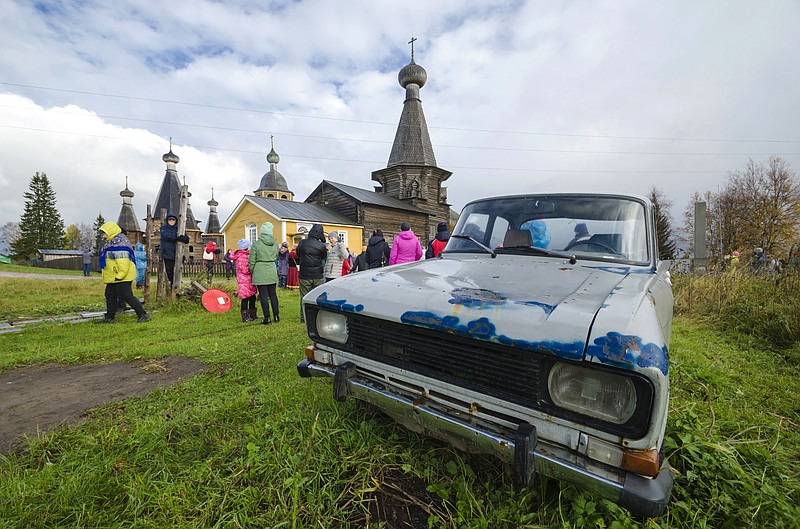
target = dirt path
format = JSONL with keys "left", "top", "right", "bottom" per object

{"left": 0, "top": 356, "right": 207, "bottom": 455}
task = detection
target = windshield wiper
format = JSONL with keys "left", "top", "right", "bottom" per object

{"left": 448, "top": 234, "right": 497, "bottom": 258}
{"left": 497, "top": 245, "right": 578, "bottom": 264}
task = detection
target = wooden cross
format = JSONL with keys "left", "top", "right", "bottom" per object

{"left": 408, "top": 37, "right": 417, "bottom": 60}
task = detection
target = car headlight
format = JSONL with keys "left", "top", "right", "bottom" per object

{"left": 315, "top": 311, "right": 348, "bottom": 344}
{"left": 548, "top": 363, "right": 636, "bottom": 424}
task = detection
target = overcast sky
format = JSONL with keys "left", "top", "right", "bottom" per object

{"left": 1, "top": 0, "right": 799, "bottom": 232}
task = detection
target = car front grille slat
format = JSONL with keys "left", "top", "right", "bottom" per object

{"left": 344, "top": 314, "right": 541, "bottom": 409}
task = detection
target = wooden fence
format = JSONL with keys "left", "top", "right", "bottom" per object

{"left": 27, "top": 257, "right": 233, "bottom": 278}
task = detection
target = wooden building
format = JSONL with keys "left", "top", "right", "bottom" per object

{"left": 220, "top": 43, "right": 454, "bottom": 252}
{"left": 304, "top": 180, "right": 428, "bottom": 248}
{"left": 221, "top": 195, "right": 361, "bottom": 250}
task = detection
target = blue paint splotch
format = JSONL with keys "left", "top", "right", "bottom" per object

{"left": 401, "top": 311, "right": 584, "bottom": 360}
{"left": 449, "top": 288, "right": 506, "bottom": 308}
{"left": 315, "top": 292, "right": 364, "bottom": 313}
{"left": 581, "top": 265, "right": 631, "bottom": 275}
{"left": 514, "top": 300, "right": 556, "bottom": 315}
{"left": 586, "top": 332, "right": 668, "bottom": 376}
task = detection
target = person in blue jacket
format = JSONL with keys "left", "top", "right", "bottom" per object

{"left": 94, "top": 221, "right": 150, "bottom": 324}
{"left": 134, "top": 242, "right": 147, "bottom": 287}
{"left": 159, "top": 214, "right": 189, "bottom": 286}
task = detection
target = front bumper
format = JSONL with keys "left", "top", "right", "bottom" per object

{"left": 298, "top": 358, "right": 673, "bottom": 519}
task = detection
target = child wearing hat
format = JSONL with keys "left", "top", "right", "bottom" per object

{"left": 277, "top": 241, "right": 290, "bottom": 288}
{"left": 232, "top": 239, "right": 258, "bottom": 322}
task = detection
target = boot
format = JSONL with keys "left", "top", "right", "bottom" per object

{"left": 262, "top": 316, "right": 271, "bottom": 325}
{"left": 273, "top": 314, "right": 280, "bottom": 323}
{"left": 241, "top": 309, "right": 250, "bottom": 323}
{"left": 248, "top": 308, "right": 258, "bottom": 321}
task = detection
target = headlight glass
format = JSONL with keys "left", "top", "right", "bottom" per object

{"left": 548, "top": 363, "right": 636, "bottom": 424}
{"left": 315, "top": 311, "right": 348, "bottom": 344}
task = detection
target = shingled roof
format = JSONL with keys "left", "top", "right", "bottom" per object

{"left": 309, "top": 180, "right": 427, "bottom": 214}
{"left": 221, "top": 196, "right": 359, "bottom": 232}
{"left": 386, "top": 57, "right": 437, "bottom": 167}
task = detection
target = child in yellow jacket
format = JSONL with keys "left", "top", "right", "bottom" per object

{"left": 94, "top": 221, "right": 150, "bottom": 324}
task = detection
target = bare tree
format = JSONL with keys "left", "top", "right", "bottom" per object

{"left": 78, "top": 223, "right": 95, "bottom": 251}
{"left": 0, "top": 221, "right": 20, "bottom": 254}
{"left": 723, "top": 156, "right": 800, "bottom": 258}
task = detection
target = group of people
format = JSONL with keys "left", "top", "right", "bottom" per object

{"left": 230, "top": 222, "right": 283, "bottom": 324}
{"left": 287, "top": 220, "right": 450, "bottom": 322}
{"left": 223, "top": 242, "right": 298, "bottom": 289}
{"left": 91, "top": 217, "right": 451, "bottom": 325}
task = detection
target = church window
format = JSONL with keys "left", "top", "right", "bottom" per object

{"left": 247, "top": 223, "right": 257, "bottom": 242}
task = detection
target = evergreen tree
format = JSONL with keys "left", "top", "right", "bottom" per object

{"left": 649, "top": 186, "right": 677, "bottom": 260}
{"left": 92, "top": 213, "right": 105, "bottom": 256}
{"left": 11, "top": 172, "right": 66, "bottom": 260}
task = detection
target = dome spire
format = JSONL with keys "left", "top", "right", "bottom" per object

{"left": 162, "top": 136, "right": 180, "bottom": 164}
{"left": 120, "top": 175, "right": 134, "bottom": 198}
{"left": 386, "top": 39, "right": 435, "bottom": 167}
{"left": 266, "top": 135, "right": 280, "bottom": 165}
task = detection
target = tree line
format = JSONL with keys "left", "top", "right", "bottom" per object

{"left": 3, "top": 160, "right": 799, "bottom": 268}
{"left": 678, "top": 156, "right": 800, "bottom": 269}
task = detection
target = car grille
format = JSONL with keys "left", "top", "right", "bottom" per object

{"left": 342, "top": 313, "right": 543, "bottom": 409}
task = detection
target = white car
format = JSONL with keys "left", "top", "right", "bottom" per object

{"left": 298, "top": 193, "right": 674, "bottom": 518}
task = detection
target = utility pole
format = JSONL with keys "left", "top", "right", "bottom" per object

{"left": 171, "top": 183, "right": 189, "bottom": 299}
{"left": 144, "top": 205, "right": 152, "bottom": 304}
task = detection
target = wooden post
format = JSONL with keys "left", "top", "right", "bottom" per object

{"left": 144, "top": 205, "right": 152, "bottom": 304}
{"left": 171, "top": 184, "right": 189, "bottom": 299}
{"left": 157, "top": 208, "right": 167, "bottom": 299}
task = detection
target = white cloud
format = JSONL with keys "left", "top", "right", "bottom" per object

{"left": 1, "top": 0, "right": 799, "bottom": 232}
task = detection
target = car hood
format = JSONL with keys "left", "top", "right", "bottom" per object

{"left": 308, "top": 255, "right": 639, "bottom": 362}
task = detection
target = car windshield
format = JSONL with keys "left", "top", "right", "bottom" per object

{"left": 446, "top": 195, "right": 650, "bottom": 265}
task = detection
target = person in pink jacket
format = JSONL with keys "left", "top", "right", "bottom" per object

{"left": 389, "top": 221, "right": 423, "bottom": 265}
{"left": 232, "top": 238, "right": 258, "bottom": 322}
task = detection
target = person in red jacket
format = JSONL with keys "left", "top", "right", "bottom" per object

{"left": 425, "top": 221, "right": 451, "bottom": 259}
{"left": 203, "top": 240, "right": 219, "bottom": 281}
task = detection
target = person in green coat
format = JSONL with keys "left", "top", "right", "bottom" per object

{"left": 249, "top": 221, "right": 280, "bottom": 324}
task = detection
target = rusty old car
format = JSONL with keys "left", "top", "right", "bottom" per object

{"left": 297, "top": 193, "right": 674, "bottom": 517}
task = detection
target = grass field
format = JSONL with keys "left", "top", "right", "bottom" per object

{"left": 0, "top": 271, "right": 798, "bottom": 528}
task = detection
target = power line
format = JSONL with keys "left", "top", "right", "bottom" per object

{"left": 2, "top": 106, "right": 798, "bottom": 157}
{"left": 0, "top": 124, "right": 731, "bottom": 174}
{"left": 4, "top": 81, "right": 800, "bottom": 144}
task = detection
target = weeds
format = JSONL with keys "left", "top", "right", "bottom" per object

{"left": 0, "top": 273, "right": 799, "bottom": 527}
{"left": 673, "top": 270, "right": 800, "bottom": 349}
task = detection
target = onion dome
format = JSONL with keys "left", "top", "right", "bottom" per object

{"left": 120, "top": 181, "right": 134, "bottom": 199}
{"left": 267, "top": 146, "right": 280, "bottom": 165}
{"left": 398, "top": 59, "right": 427, "bottom": 89}
{"left": 207, "top": 188, "right": 219, "bottom": 207}
{"left": 162, "top": 149, "right": 179, "bottom": 164}
{"left": 255, "top": 136, "right": 292, "bottom": 195}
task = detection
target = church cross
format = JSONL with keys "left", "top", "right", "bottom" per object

{"left": 408, "top": 37, "right": 417, "bottom": 60}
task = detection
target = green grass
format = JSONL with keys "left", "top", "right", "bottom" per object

{"left": 0, "top": 262, "right": 86, "bottom": 275}
{"left": 674, "top": 269, "right": 800, "bottom": 349}
{"left": 0, "top": 276, "right": 105, "bottom": 320}
{"left": 0, "top": 273, "right": 798, "bottom": 527}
